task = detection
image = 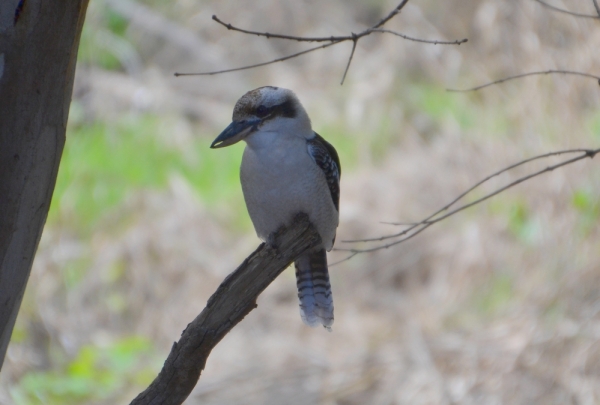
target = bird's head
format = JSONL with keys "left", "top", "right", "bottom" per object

{"left": 211, "top": 86, "right": 312, "bottom": 148}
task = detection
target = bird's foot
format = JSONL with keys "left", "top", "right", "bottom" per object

{"left": 266, "top": 233, "right": 282, "bottom": 257}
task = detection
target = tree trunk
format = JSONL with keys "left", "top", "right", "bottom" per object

{"left": 0, "top": 0, "right": 89, "bottom": 370}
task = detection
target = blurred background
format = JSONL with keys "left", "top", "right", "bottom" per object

{"left": 1, "top": 0, "right": 600, "bottom": 403}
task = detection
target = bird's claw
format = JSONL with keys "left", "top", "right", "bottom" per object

{"left": 267, "top": 233, "right": 282, "bottom": 257}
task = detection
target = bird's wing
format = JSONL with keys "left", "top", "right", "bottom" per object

{"left": 307, "top": 133, "right": 341, "bottom": 212}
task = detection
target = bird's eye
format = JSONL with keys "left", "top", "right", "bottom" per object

{"left": 256, "top": 105, "right": 269, "bottom": 117}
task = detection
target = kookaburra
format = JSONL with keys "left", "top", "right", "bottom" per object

{"left": 211, "top": 86, "right": 341, "bottom": 330}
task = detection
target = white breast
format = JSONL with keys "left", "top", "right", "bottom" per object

{"left": 240, "top": 131, "right": 338, "bottom": 251}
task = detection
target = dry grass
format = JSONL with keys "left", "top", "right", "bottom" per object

{"left": 1, "top": 0, "right": 599, "bottom": 404}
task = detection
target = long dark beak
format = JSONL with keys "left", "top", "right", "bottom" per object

{"left": 210, "top": 119, "right": 261, "bottom": 149}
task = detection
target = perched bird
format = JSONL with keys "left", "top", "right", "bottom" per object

{"left": 211, "top": 86, "right": 341, "bottom": 330}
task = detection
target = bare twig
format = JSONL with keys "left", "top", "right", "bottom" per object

{"left": 340, "top": 35, "right": 358, "bottom": 85}
{"left": 329, "top": 251, "right": 360, "bottom": 267}
{"left": 447, "top": 70, "right": 600, "bottom": 92}
{"left": 373, "top": 0, "right": 411, "bottom": 28}
{"left": 372, "top": 29, "right": 468, "bottom": 45}
{"left": 175, "top": 41, "right": 341, "bottom": 76}
{"left": 130, "top": 214, "right": 321, "bottom": 405}
{"left": 336, "top": 222, "right": 433, "bottom": 254}
{"left": 593, "top": 0, "right": 600, "bottom": 17}
{"left": 533, "top": 0, "right": 600, "bottom": 18}
{"left": 343, "top": 148, "right": 596, "bottom": 243}
{"left": 332, "top": 148, "right": 599, "bottom": 262}
{"left": 407, "top": 150, "right": 597, "bottom": 225}
{"left": 175, "top": 0, "right": 467, "bottom": 82}
{"left": 211, "top": 15, "right": 350, "bottom": 42}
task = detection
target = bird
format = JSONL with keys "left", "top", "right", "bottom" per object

{"left": 210, "top": 86, "right": 341, "bottom": 330}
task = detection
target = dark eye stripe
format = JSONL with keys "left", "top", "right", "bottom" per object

{"left": 276, "top": 99, "right": 296, "bottom": 118}
{"left": 258, "top": 99, "right": 297, "bottom": 121}
{"left": 256, "top": 105, "right": 269, "bottom": 117}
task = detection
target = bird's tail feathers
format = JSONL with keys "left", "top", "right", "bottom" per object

{"left": 294, "top": 249, "right": 334, "bottom": 330}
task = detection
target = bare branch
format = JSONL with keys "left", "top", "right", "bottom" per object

{"left": 174, "top": 41, "right": 341, "bottom": 76}
{"left": 533, "top": 0, "right": 600, "bottom": 18}
{"left": 130, "top": 214, "right": 321, "bottom": 405}
{"left": 343, "top": 148, "right": 596, "bottom": 243}
{"left": 334, "top": 148, "right": 599, "bottom": 259}
{"left": 447, "top": 70, "right": 600, "bottom": 92}
{"left": 211, "top": 15, "right": 349, "bottom": 43}
{"left": 336, "top": 222, "right": 433, "bottom": 255}
{"left": 373, "top": 0, "right": 411, "bottom": 29}
{"left": 175, "top": 1, "right": 467, "bottom": 82}
{"left": 340, "top": 35, "right": 358, "bottom": 85}
{"left": 210, "top": 12, "right": 466, "bottom": 47}
{"left": 371, "top": 29, "right": 468, "bottom": 45}
{"left": 593, "top": 0, "right": 600, "bottom": 17}
{"left": 412, "top": 150, "right": 598, "bottom": 225}
{"left": 329, "top": 251, "right": 360, "bottom": 266}
{"left": 332, "top": 223, "right": 434, "bottom": 266}
{"left": 381, "top": 149, "right": 595, "bottom": 227}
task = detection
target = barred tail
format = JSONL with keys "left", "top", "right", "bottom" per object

{"left": 294, "top": 249, "right": 334, "bottom": 330}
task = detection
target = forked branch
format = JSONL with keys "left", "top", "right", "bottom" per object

{"left": 175, "top": 0, "right": 467, "bottom": 84}
{"left": 332, "top": 148, "right": 599, "bottom": 264}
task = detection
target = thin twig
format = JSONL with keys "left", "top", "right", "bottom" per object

{"left": 373, "top": 0, "right": 411, "bottom": 29}
{"left": 333, "top": 226, "right": 433, "bottom": 266}
{"left": 340, "top": 35, "right": 358, "bottom": 85}
{"left": 175, "top": 41, "right": 341, "bottom": 76}
{"left": 383, "top": 149, "right": 596, "bottom": 227}
{"left": 211, "top": 15, "right": 350, "bottom": 43}
{"left": 447, "top": 70, "right": 600, "bottom": 92}
{"left": 372, "top": 29, "right": 468, "bottom": 45}
{"left": 335, "top": 148, "right": 598, "bottom": 259}
{"left": 176, "top": 0, "right": 467, "bottom": 81}
{"left": 593, "top": 0, "right": 600, "bottom": 17}
{"left": 533, "top": 0, "right": 599, "bottom": 18}
{"left": 211, "top": 1, "right": 411, "bottom": 45}
{"left": 413, "top": 151, "right": 597, "bottom": 225}
{"left": 329, "top": 251, "right": 359, "bottom": 266}
{"left": 380, "top": 221, "right": 416, "bottom": 226}
{"left": 344, "top": 148, "right": 595, "bottom": 243}
{"left": 333, "top": 223, "right": 433, "bottom": 264}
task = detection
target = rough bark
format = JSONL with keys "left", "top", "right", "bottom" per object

{"left": 130, "top": 213, "right": 322, "bottom": 405}
{"left": 0, "top": 0, "right": 89, "bottom": 370}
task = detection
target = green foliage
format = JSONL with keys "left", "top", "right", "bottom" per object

{"left": 409, "top": 84, "right": 476, "bottom": 131}
{"left": 489, "top": 198, "right": 540, "bottom": 244}
{"left": 317, "top": 124, "right": 359, "bottom": 171}
{"left": 571, "top": 188, "right": 600, "bottom": 235}
{"left": 50, "top": 115, "right": 244, "bottom": 234}
{"left": 587, "top": 111, "right": 600, "bottom": 140}
{"left": 403, "top": 82, "right": 513, "bottom": 139}
{"left": 77, "top": 4, "right": 130, "bottom": 70}
{"left": 62, "top": 257, "right": 93, "bottom": 290}
{"left": 10, "top": 337, "right": 156, "bottom": 405}
{"left": 78, "top": 27, "right": 121, "bottom": 71}
{"left": 10, "top": 326, "right": 27, "bottom": 344}
{"left": 368, "top": 113, "right": 399, "bottom": 161}
{"left": 476, "top": 272, "right": 514, "bottom": 315}
{"left": 542, "top": 299, "right": 566, "bottom": 324}
{"left": 105, "top": 9, "right": 129, "bottom": 38}
{"left": 507, "top": 201, "right": 540, "bottom": 243}
{"left": 445, "top": 271, "right": 516, "bottom": 329}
